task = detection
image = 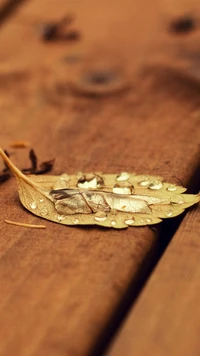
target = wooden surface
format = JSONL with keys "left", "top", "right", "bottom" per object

{"left": 108, "top": 205, "right": 200, "bottom": 356}
{"left": 0, "top": 1, "right": 199, "bottom": 356}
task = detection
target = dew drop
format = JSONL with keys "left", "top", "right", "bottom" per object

{"left": 94, "top": 211, "right": 107, "bottom": 222}
{"left": 116, "top": 172, "right": 130, "bottom": 181}
{"left": 39, "top": 199, "right": 44, "bottom": 203}
{"left": 167, "top": 185, "right": 177, "bottom": 192}
{"left": 146, "top": 218, "right": 152, "bottom": 223}
{"left": 73, "top": 219, "right": 79, "bottom": 224}
{"left": 140, "top": 219, "right": 144, "bottom": 223}
{"left": 30, "top": 202, "right": 37, "bottom": 210}
{"left": 166, "top": 211, "right": 173, "bottom": 217}
{"left": 95, "top": 216, "right": 107, "bottom": 222}
{"left": 138, "top": 180, "right": 151, "bottom": 187}
{"left": 125, "top": 218, "right": 135, "bottom": 225}
{"left": 113, "top": 187, "right": 129, "bottom": 194}
{"left": 78, "top": 177, "right": 97, "bottom": 188}
{"left": 111, "top": 220, "right": 116, "bottom": 226}
{"left": 77, "top": 174, "right": 104, "bottom": 189}
{"left": 57, "top": 215, "right": 66, "bottom": 221}
{"left": 149, "top": 181, "right": 163, "bottom": 190}
{"left": 112, "top": 182, "right": 133, "bottom": 195}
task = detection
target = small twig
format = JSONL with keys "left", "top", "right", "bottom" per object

{"left": 2, "top": 150, "right": 10, "bottom": 172}
{"left": 4, "top": 219, "right": 46, "bottom": 229}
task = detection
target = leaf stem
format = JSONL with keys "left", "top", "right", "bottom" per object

{"left": 0, "top": 147, "right": 35, "bottom": 187}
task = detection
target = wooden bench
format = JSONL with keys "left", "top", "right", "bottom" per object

{"left": 0, "top": 1, "right": 199, "bottom": 355}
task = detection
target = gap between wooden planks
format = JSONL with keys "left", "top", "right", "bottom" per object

{"left": 0, "top": 0, "right": 200, "bottom": 356}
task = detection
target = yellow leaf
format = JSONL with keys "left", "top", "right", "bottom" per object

{"left": 0, "top": 147, "right": 199, "bottom": 229}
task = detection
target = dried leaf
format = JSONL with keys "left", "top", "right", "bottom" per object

{"left": 29, "top": 148, "right": 37, "bottom": 172}
{"left": 34, "top": 159, "right": 55, "bottom": 174}
{"left": 22, "top": 149, "right": 38, "bottom": 173}
{"left": 0, "top": 147, "right": 199, "bottom": 229}
{"left": 22, "top": 149, "right": 54, "bottom": 174}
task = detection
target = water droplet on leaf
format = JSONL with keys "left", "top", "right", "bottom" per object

{"left": 111, "top": 220, "right": 116, "bottom": 226}
{"left": 77, "top": 174, "right": 104, "bottom": 188}
{"left": 30, "top": 202, "right": 37, "bottom": 209}
{"left": 149, "top": 181, "right": 163, "bottom": 190}
{"left": 167, "top": 185, "right": 177, "bottom": 192}
{"left": 94, "top": 211, "right": 107, "bottom": 221}
{"left": 139, "top": 180, "right": 151, "bottom": 187}
{"left": 166, "top": 211, "right": 173, "bottom": 217}
{"left": 112, "top": 181, "right": 133, "bottom": 195}
{"left": 73, "top": 219, "right": 79, "bottom": 224}
{"left": 57, "top": 215, "right": 66, "bottom": 221}
{"left": 125, "top": 218, "right": 135, "bottom": 225}
{"left": 116, "top": 172, "right": 130, "bottom": 181}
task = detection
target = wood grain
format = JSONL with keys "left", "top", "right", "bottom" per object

{"left": 0, "top": 0, "right": 199, "bottom": 356}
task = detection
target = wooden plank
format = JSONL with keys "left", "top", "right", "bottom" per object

{"left": 0, "top": 1, "right": 199, "bottom": 356}
{"left": 107, "top": 205, "right": 200, "bottom": 356}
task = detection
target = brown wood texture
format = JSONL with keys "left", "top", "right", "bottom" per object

{"left": 108, "top": 205, "right": 200, "bottom": 356}
{"left": 0, "top": 0, "right": 199, "bottom": 356}
{"left": 0, "top": 0, "right": 26, "bottom": 23}
{"left": 0, "top": 0, "right": 7, "bottom": 7}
